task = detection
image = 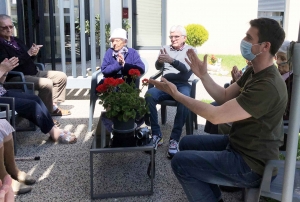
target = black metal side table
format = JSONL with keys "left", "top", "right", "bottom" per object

{"left": 90, "top": 112, "right": 155, "bottom": 199}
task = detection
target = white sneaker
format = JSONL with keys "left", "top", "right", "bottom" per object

{"left": 167, "top": 139, "right": 178, "bottom": 159}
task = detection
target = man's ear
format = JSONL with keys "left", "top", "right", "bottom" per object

{"left": 263, "top": 42, "right": 271, "bottom": 52}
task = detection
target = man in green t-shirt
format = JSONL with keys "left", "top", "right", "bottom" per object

{"left": 149, "top": 18, "right": 287, "bottom": 202}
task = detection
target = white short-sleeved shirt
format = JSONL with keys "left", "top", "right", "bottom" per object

{"left": 0, "top": 119, "right": 14, "bottom": 143}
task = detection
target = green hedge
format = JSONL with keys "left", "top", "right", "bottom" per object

{"left": 185, "top": 24, "right": 209, "bottom": 47}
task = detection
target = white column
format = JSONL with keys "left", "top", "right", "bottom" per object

{"left": 126, "top": 0, "right": 132, "bottom": 47}
{"left": 110, "top": 0, "right": 122, "bottom": 32}
{"left": 80, "top": 0, "right": 86, "bottom": 77}
{"left": 283, "top": 0, "right": 300, "bottom": 40}
{"left": 58, "top": 0, "right": 66, "bottom": 73}
{"left": 100, "top": 0, "right": 106, "bottom": 65}
{"left": 90, "top": 0, "right": 96, "bottom": 72}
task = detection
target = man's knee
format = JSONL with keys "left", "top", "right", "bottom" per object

{"left": 55, "top": 71, "right": 67, "bottom": 84}
{"left": 171, "top": 151, "right": 186, "bottom": 172}
{"left": 39, "top": 79, "right": 53, "bottom": 90}
{"left": 178, "top": 135, "right": 191, "bottom": 151}
{"left": 145, "top": 88, "right": 158, "bottom": 102}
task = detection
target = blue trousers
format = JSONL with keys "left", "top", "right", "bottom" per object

{"left": 145, "top": 83, "right": 191, "bottom": 141}
{"left": 171, "top": 135, "right": 262, "bottom": 202}
{"left": 2, "top": 91, "right": 54, "bottom": 134}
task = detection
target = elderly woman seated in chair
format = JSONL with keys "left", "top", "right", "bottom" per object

{"left": 97, "top": 28, "right": 145, "bottom": 86}
{"left": 0, "top": 57, "right": 77, "bottom": 144}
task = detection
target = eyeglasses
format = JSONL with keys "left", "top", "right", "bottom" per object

{"left": 0, "top": 25, "right": 14, "bottom": 31}
{"left": 169, "top": 35, "right": 182, "bottom": 39}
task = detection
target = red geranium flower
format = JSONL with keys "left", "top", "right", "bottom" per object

{"left": 142, "top": 78, "right": 149, "bottom": 86}
{"left": 96, "top": 84, "right": 108, "bottom": 93}
{"left": 96, "top": 69, "right": 149, "bottom": 122}
{"left": 128, "top": 69, "right": 141, "bottom": 77}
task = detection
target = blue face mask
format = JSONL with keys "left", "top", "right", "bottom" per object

{"left": 240, "top": 40, "right": 262, "bottom": 61}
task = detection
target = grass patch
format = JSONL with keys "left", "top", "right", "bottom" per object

{"left": 197, "top": 54, "right": 247, "bottom": 75}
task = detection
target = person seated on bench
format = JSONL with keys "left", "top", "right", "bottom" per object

{"left": 0, "top": 57, "right": 77, "bottom": 144}
{"left": 0, "top": 119, "right": 35, "bottom": 195}
{"left": 149, "top": 18, "right": 286, "bottom": 202}
{"left": 0, "top": 14, "right": 70, "bottom": 116}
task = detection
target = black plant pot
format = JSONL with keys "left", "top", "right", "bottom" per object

{"left": 112, "top": 118, "right": 135, "bottom": 131}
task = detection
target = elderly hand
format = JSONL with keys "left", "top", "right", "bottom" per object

{"left": 1, "top": 57, "right": 19, "bottom": 72}
{"left": 157, "top": 48, "right": 173, "bottom": 64}
{"left": 117, "top": 53, "right": 125, "bottom": 67}
{"left": 231, "top": 66, "right": 243, "bottom": 83}
{"left": 185, "top": 49, "right": 208, "bottom": 79}
{"left": 28, "top": 43, "right": 43, "bottom": 56}
{"left": 149, "top": 77, "right": 179, "bottom": 98}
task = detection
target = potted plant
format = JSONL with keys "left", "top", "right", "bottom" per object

{"left": 207, "top": 54, "right": 222, "bottom": 72}
{"left": 95, "top": 69, "right": 149, "bottom": 130}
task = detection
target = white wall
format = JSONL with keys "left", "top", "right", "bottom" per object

{"left": 283, "top": 0, "right": 300, "bottom": 41}
{"left": 166, "top": 0, "right": 258, "bottom": 55}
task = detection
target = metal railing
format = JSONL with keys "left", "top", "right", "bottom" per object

{"left": 58, "top": 0, "right": 106, "bottom": 88}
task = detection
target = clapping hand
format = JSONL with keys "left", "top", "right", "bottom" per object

{"left": 149, "top": 77, "right": 178, "bottom": 97}
{"left": 117, "top": 53, "right": 125, "bottom": 67}
{"left": 185, "top": 49, "right": 208, "bottom": 79}
{"left": 28, "top": 43, "right": 43, "bottom": 56}
{"left": 231, "top": 66, "right": 243, "bottom": 83}
{"left": 1, "top": 57, "right": 19, "bottom": 72}
{"left": 157, "top": 48, "right": 173, "bottom": 64}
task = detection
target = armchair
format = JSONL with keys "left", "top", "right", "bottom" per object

{"left": 6, "top": 63, "right": 45, "bottom": 94}
{"left": 88, "top": 58, "right": 149, "bottom": 132}
{"left": 244, "top": 160, "right": 300, "bottom": 202}
{"left": 0, "top": 97, "right": 17, "bottom": 154}
{"left": 2, "top": 82, "right": 36, "bottom": 132}
{"left": 148, "top": 70, "right": 198, "bottom": 135}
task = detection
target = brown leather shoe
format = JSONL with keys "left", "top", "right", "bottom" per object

{"left": 51, "top": 108, "right": 71, "bottom": 116}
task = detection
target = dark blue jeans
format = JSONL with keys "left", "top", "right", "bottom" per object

{"left": 145, "top": 83, "right": 191, "bottom": 141}
{"left": 2, "top": 91, "right": 54, "bottom": 134}
{"left": 171, "top": 135, "right": 262, "bottom": 202}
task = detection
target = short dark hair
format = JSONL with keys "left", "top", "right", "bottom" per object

{"left": 250, "top": 18, "right": 285, "bottom": 56}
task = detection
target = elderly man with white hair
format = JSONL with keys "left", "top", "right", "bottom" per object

{"left": 144, "top": 25, "right": 197, "bottom": 159}
{"left": 98, "top": 28, "right": 145, "bottom": 84}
